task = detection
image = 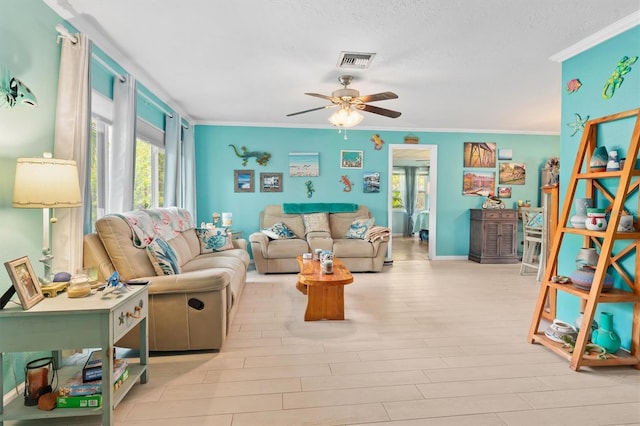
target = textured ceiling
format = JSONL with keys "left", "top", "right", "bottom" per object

{"left": 44, "top": 0, "right": 639, "bottom": 133}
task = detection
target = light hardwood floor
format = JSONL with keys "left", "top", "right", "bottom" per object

{"left": 13, "top": 241, "right": 639, "bottom": 425}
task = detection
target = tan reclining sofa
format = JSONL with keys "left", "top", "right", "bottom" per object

{"left": 249, "top": 204, "right": 389, "bottom": 274}
{"left": 83, "top": 208, "right": 249, "bottom": 351}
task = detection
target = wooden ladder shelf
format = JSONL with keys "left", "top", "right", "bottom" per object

{"left": 527, "top": 108, "right": 640, "bottom": 371}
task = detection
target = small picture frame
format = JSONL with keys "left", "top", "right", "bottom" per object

{"left": 498, "top": 186, "right": 512, "bottom": 198}
{"left": 340, "top": 150, "right": 363, "bottom": 169}
{"left": 260, "top": 172, "right": 283, "bottom": 192}
{"left": 234, "top": 170, "right": 254, "bottom": 192}
{"left": 4, "top": 257, "right": 43, "bottom": 310}
{"left": 363, "top": 171, "right": 380, "bottom": 193}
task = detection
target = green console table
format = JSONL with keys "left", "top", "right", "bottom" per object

{"left": 0, "top": 284, "right": 149, "bottom": 425}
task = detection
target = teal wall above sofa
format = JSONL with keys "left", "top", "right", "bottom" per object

{"left": 195, "top": 125, "right": 559, "bottom": 258}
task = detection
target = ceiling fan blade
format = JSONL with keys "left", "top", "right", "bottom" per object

{"left": 286, "top": 104, "right": 335, "bottom": 117}
{"left": 356, "top": 104, "right": 402, "bottom": 118}
{"left": 357, "top": 91, "right": 398, "bottom": 103}
{"left": 305, "top": 92, "right": 335, "bottom": 101}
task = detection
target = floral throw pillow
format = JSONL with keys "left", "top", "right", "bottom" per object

{"left": 345, "top": 217, "right": 375, "bottom": 239}
{"left": 302, "top": 213, "right": 330, "bottom": 235}
{"left": 196, "top": 228, "right": 235, "bottom": 253}
{"left": 261, "top": 222, "right": 296, "bottom": 240}
{"left": 146, "top": 238, "right": 182, "bottom": 275}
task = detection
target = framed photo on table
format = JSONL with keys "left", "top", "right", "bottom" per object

{"left": 4, "top": 256, "right": 43, "bottom": 310}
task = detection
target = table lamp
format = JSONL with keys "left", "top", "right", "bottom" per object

{"left": 12, "top": 154, "right": 82, "bottom": 283}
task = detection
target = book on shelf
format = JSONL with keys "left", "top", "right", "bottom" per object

{"left": 59, "top": 358, "right": 129, "bottom": 397}
{"left": 82, "top": 349, "right": 116, "bottom": 382}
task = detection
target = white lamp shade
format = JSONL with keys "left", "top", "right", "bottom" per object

{"left": 13, "top": 157, "right": 82, "bottom": 208}
{"left": 222, "top": 212, "right": 232, "bottom": 227}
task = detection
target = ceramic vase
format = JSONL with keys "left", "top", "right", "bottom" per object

{"left": 575, "top": 247, "right": 598, "bottom": 270}
{"left": 591, "top": 312, "right": 621, "bottom": 353}
{"left": 585, "top": 208, "right": 607, "bottom": 231}
{"left": 569, "top": 198, "right": 591, "bottom": 229}
{"left": 569, "top": 269, "right": 614, "bottom": 292}
{"left": 606, "top": 150, "right": 620, "bottom": 171}
{"left": 575, "top": 312, "right": 598, "bottom": 342}
{"left": 590, "top": 146, "right": 608, "bottom": 171}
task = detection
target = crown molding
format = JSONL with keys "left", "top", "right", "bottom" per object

{"left": 550, "top": 11, "right": 640, "bottom": 62}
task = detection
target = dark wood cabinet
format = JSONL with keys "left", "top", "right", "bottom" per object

{"left": 469, "top": 209, "right": 519, "bottom": 264}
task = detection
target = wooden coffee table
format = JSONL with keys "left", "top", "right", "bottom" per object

{"left": 295, "top": 256, "right": 354, "bottom": 321}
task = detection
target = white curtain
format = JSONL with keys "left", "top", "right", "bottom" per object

{"left": 52, "top": 33, "right": 91, "bottom": 275}
{"left": 182, "top": 123, "right": 197, "bottom": 216}
{"left": 164, "top": 113, "right": 181, "bottom": 207}
{"left": 108, "top": 76, "right": 137, "bottom": 213}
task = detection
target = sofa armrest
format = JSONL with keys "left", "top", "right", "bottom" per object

{"left": 232, "top": 238, "right": 247, "bottom": 251}
{"left": 369, "top": 237, "right": 389, "bottom": 257}
{"left": 135, "top": 269, "right": 230, "bottom": 295}
{"left": 249, "top": 232, "right": 269, "bottom": 257}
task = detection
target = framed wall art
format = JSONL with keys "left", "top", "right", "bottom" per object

{"left": 498, "top": 186, "right": 512, "bottom": 198}
{"left": 234, "top": 169, "right": 255, "bottom": 192}
{"left": 340, "top": 150, "right": 363, "bottom": 169}
{"left": 289, "top": 152, "right": 319, "bottom": 177}
{"left": 462, "top": 170, "right": 495, "bottom": 196}
{"left": 4, "top": 256, "right": 43, "bottom": 310}
{"left": 498, "top": 148, "right": 513, "bottom": 161}
{"left": 499, "top": 162, "right": 526, "bottom": 185}
{"left": 260, "top": 172, "right": 283, "bottom": 192}
{"left": 363, "top": 171, "right": 380, "bottom": 193}
{"left": 463, "top": 142, "right": 496, "bottom": 168}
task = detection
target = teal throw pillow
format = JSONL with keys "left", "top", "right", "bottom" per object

{"left": 345, "top": 217, "right": 375, "bottom": 239}
{"left": 261, "top": 222, "right": 296, "bottom": 240}
{"left": 146, "top": 238, "right": 181, "bottom": 275}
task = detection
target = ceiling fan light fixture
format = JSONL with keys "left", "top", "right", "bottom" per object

{"left": 328, "top": 107, "right": 363, "bottom": 128}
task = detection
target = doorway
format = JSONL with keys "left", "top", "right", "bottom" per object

{"left": 387, "top": 144, "right": 437, "bottom": 260}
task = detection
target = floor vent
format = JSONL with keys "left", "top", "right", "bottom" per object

{"left": 337, "top": 52, "right": 376, "bottom": 69}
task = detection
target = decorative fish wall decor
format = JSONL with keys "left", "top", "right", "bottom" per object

{"left": 0, "top": 66, "right": 37, "bottom": 109}
{"left": 565, "top": 78, "right": 582, "bottom": 94}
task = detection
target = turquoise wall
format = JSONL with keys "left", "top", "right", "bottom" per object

{"left": 556, "top": 26, "right": 640, "bottom": 349}
{"left": 1, "top": 0, "right": 67, "bottom": 399}
{"left": 195, "top": 126, "right": 559, "bottom": 257}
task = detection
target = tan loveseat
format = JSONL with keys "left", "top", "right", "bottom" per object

{"left": 249, "top": 204, "right": 388, "bottom": 274}
{"left": 83, "top": 208, "right": 249, "bottom": 351}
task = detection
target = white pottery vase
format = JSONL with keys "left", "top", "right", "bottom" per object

{"left": 569, "top": 198, "right": 591, "bottom": 229}
{"left": 585, "top": 208, "right": 607, "bottom": 231}
{"left": 575, "top": 247, "right": 598, "bottom": 270}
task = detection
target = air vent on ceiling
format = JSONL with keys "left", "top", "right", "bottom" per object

{"left": 337, "top": 52, "right": 376, "bottom": 69}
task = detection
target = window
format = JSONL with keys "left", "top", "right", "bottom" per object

{"left": 392, "top": 169, "right": 405, "bottom": 209}
{"left": 88, "top": 91, "right": 113, "bottom": 231}
{"left": 415, "top": 169, "right": 429, "bottom": 211}
{"left": 392, "top": 167, "right": 430, "bottom": 211}
{"left": 133, "top": 119, "right": 165, "bottom": 210}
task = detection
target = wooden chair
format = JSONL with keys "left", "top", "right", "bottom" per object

{"left": 520, "top": 207, "right": 545, "bottom": 280}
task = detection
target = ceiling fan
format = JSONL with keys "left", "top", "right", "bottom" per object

{"left": 286, "top": 75, "right": 401, "bottom": 127}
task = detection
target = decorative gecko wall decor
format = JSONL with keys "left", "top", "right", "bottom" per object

{"left": 228, "top": 144, "right": 271, "bottom": 166}
{"left": 305, "top": 180, "right": 315, "bottom": 198}
{"left": 339, "top": 175, "right": 352, "bottom": 192}
{"left": 602, "top": 55, "right": 638, "bottom": 99}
